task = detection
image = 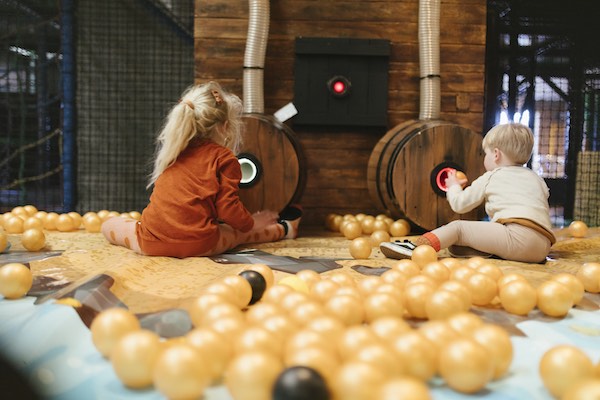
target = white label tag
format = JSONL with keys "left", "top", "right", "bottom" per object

{"left": 273, "top": 102, "right": 298, "bottom": 123}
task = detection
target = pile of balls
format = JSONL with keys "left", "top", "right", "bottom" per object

{"left": 2, "top": 256, "right": 600, "bottom": 398}
{"left": 325, "top": 212, "right": 593, "bottom": 260}
{"left": 72, "top": 258, "right": 599, "bottom": 399}
{"left": 325, "top": 213, "right": 411, "bottom": 260}
{"left": 0, "top": 205, "right": 141, "bottom": 253}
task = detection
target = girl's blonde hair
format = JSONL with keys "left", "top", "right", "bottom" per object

{"left": 148, "top": 81, "right": 243, "bottom": 187}
{"left": 482, "top": 123, "right": 534, "bottom": 165}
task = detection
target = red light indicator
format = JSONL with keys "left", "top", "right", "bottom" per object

{"left": 332, "top": 80, "right": 346, "bottom": 94}
{"left": 327, "top": 75, "right": 351, "bottom": 97}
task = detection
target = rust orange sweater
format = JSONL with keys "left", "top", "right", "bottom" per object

{"left": 136, "top": 140, "right": 254, "bottom": 257}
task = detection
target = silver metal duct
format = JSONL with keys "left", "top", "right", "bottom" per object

{"left": 418, "top": 0, "right": 441, "bottom": 120}
{"left": 243, "top": 0, "right": 269, "bottom": 114}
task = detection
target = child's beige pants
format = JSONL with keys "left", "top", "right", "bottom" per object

{"left": 432, "top": 220, "right": 551, "bottom": 263}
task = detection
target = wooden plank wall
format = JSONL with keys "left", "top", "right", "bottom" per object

{"left": 194, "top": 0, "right": 487, "bottom": 227}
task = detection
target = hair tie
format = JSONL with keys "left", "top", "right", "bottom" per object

{"left": 211, "top": 90, "right": 223, "bottom": 106}
{"left": 179, "top": 98, "right": 195, "bottom": 110}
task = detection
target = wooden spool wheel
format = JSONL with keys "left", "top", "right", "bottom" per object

{"left": 367, "top": 120, "right": 485, "bottom": 231}
{"left": 237, "top": 114, "right": 306, "bottom": 214}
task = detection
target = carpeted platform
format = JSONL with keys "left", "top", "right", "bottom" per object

{"left": 3, "top": 225, "right": 599, "bottom": 331}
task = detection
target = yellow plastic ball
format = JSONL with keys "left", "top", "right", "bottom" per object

{"left": 23, "top": 205, "right": 38, "bottom": 216}
{"left": 55, "top": 214, "right": 75, "bottom": 232}
{"left": 33, "top": 210, "right": 47, "bottom": 219}
{"left": 68, "top": 212, "right": 83, "bottom": 229}
{"left": 563, "top": 378, "right": 600, "bottom": 400}
{"left": 83, "top": 214, "right": 103, "bottom": 233}
{"left": 11, "top": 206, "right": 28, "bottom": 219}
{"left": 372, "top": 219, "right": 389, "bottom": 233}
{"left": 23, "top": 217, "right": 44, "bottom": 231}
{"left": 349, "top": 237, "right": 372, "bottom": 259}
{"left": 370, "top": 230, "right": 391, "bottom": 246}
{"left": 43, "top": 212, "right": 59, "bottom": 230}
{"left": 576, "top": 262, "right": 600, "bottom": 293}
{"left": 499, "top": 279, "right": 537, "bottom": 316}
{"left": 0, "top": 263, "right": 33, "bottom": 299}
{"left": 412, "top": 244, "right": 438, "bottom": 268}
{"left": 470, "top": 324, "right": 513, "bottom": 380}
{"left": 389, "top": 219, "right": 410, "bottom": 237}
{"left": 90, "top": 307, "right": 140, "bottom": 358}
{"left": 438, "top": 337, "right": 494, "bottom": 394}
{"left": 540, "top": 345, "right": 595, "bottom": 398}
{"left": 225, "top": 351, "right": 283, "bottom": 400}
{"left": 97, "top": 209, "right": 110, "bottom": 221}
{"left": 0, "top": 230, "right": 8, "bottom": 253}
{"left": 153, "top": 344, "right": 211, "bottom": 400}
{"left": 326, "top": 214, "right": 343, "bottom": 232}
{"left": 221, "top": 274, "right": 253, "bottom": 309}
{"left": 360, "top": 216, "right": 376, "bottom": 235}
{"left": 2, "top": 212, "right": 15, "bottom": 225}
{"left": 21, "top": 228, "right": 46, "bottom": 252}
{"left": 342, "top": 221, "right": 362, "bottom": 240}
{"left": 110, "top": 329, "right": 161, "bottom": 389}
{"left": 106, "top": 211, "right": 120, "bottom": 220}
{"left": 552, "top": 273, "right": 585, "bottom": 305}
{"left": 568, "top": 220, "right": 588, "bottom": 238}
{"left": 4, "top": 216, "right": 24, "bottom": 234}
{"left": 378, "top": 377, "right": 431, "bottom": 400}
{"left": 278, "top": 275, "right": 310, "bottom": 294}
{"left": 536, "top": 280, "right": 573, "bottom": 317}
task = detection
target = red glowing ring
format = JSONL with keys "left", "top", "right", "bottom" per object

{"left": 436, "top": 167, "right": 456, "bottom": 192}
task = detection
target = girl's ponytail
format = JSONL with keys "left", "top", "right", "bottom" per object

{"left": 148, "top": 82, "right": 243, "bottom": 187}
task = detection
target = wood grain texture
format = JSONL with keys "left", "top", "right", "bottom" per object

{"left": 195, "top": 0, "right": 487, "bottom": 226}
{"left": 390, "top": 122, "right": 486, "bottom": 230}
{"left": 238, "top": 115, "right": 305, "bottom": 213}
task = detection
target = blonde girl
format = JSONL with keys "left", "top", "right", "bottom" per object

{"left": 102, "top": 82, "right": 300, "bottom": 258}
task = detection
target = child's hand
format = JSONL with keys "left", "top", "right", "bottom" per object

{"left": 252, "top": 210, "right": 278, "bottom": 229}
{"left": 445, "top": 170, "right": 468, "bottom": 189}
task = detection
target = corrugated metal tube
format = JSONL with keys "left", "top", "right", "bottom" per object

{"left": 418, "top": 0, "right": 441, "bottom": 120}
{"left": 243, "top": 0, "right": 269, "bottom": 114}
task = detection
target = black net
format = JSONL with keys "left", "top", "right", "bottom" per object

{"left": 575, "top": 77, "right": 600, "bottom": 226}
{"left": 0, "top": 1, "right": 62, "bottom": 212}
{"left": 0, "top": 0, "right": 193, "bottom": 214}
{"left": 76, "top": 0, "right": 194, "bottom": 213}
{"left": 486, "top": 0, "right": 600, "bottom": 227}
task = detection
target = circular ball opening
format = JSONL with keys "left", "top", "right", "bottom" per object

{"left": 237, "top": 153, "right": 262, "bottom": 188}
{"left": 436, "top": 167, "right": 455, "bottom": 192}
{"left": 430, "top": 161, "right": 463, "bottom": 197}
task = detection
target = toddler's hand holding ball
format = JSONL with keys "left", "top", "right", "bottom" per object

{"left": 445, "top": 170, "right": 468, "bottom": 189}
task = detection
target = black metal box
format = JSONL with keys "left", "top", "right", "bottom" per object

{"left": 293, "top": 37, "right": 390, "bottom": 127}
